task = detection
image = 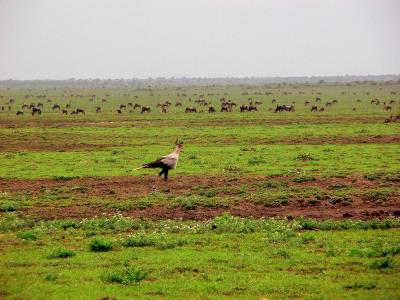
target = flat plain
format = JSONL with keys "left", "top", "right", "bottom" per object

{"left": 0, "top": 81, "right": 399, "bottom": 299}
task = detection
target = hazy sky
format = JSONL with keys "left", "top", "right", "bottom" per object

{"left": 1, "top": 0, "right": 399, "bottom": 79}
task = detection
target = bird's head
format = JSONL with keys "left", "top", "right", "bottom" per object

{"left": 175, "top": 139, "right": 184, "bottom": 153}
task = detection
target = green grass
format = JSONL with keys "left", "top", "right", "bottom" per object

{"left": 0, "top": 214, "right": 400, "bottom": 299}
{"left": 0, "top": 83, "right": 399, "bottom": 299}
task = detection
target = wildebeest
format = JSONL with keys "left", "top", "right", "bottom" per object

{"left": 255, "top": 101, "right": 263, "bottom": 105}
{"left": 325, "top": 102, "right": 332, "bottom": 107}
{"left": 185, "top": 107, "right": 197, "bottom": 113}
{"left": 141, "top": 106, "right": 151, "bottom": 113}
{"left": 240, "top": 105, "right": 248, "bottom": 112}
{"left": 16, "top": 111, "right": 23, "bottom": 115}
{"left": 134, "top": 104, "right": 141, "bottom": 110}
{"left": 62, "top": 109, "right": 68, "bottom": 115}
{"left": 31, "top": 107, "right": 41, "bottom": 116}
{"left": 116, "top": 109, "right": 122, "bottom": 114}
{"left": 37, "top": 102, "right": 43, "bottom": 108}
{"left": 208, "top": 106, "right": 216, "bottom": 113}
{"left": 120, "top": 104, "right": 126, "bottom": 110}
{"left": 102, "top": 98, "right": 107, "bottom": 103}
{"left": 65, "top": 104, "right": 71, "bottom": 109}
{"left": 275, "top": 105, "right": 295, "bottom": 112}
{"left": 75, "top": 108, "right": 85, "bottom": 115}
{"left": 248, "top": 105, "right": 257, "bottom": 111}
{"left": 52, "top": 104, "right": 61, "bottom": 111}
{"left": 272, "top": 99, "right": 277, "bottom": 103}
{"left": 316, "top": 97, "right": 321, "bottom": 102}
{"left": 384, "top": 105, "right": 392, "bottom": 111}
{"left": 21, "top": 103, "right": 29, "bottom": 109}
{"left": 127, "top": 103, "right": 133, "bottom": 107}
{"left": 384, "top": 114, "right": 400, "bottom": 123}
{"left": 175, "top": 102, "right": 182, "bottom": 107}
{"left": 304, "top": 101, "right": 310, "bottom": 106}
{"left": 96, "top": 106, "right": 101, "bottom": 113}
{"left": 9, "top": 99, "right": 15, "bottom": 104}
{"left": 319, "top": 107, "right": 325, "bottom": 112}
{"left": 311, "top": 105, "right": 318, "bottom": 112}
{"left": 1, "top": 106, "right": 4, "bottom": 111}
{"left": 161, "top": 106, "right": 168, "bottom": 114}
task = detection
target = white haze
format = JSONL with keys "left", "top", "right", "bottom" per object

{"left": 0, "top": 0, "right": 399, "bottom": 80}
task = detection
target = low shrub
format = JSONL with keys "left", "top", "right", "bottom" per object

{"left": 17, "top": 230, "right": 39, "bottom": 241}
{"left": 89, "top": 238, "right": 113, "bottom": 252}
{"left": 370, "top": 258, "right": 393, "bottom": 270}
{"left": 48, "top": 248, "right": 76, "bottom": 259}
{"left": 101, "top": 267, "right": 148, "bottom": 285}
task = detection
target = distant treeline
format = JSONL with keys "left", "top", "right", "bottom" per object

{"left": 0, "top": 75, "right": 399, "bottom": 89}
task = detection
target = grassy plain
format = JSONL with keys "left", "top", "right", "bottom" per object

{"left": 0, "top": 82, "right": 399, "bottom": 298}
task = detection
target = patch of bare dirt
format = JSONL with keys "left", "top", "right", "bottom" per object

{"left": 1, "top": 174, "right": 398, "bottom": 221}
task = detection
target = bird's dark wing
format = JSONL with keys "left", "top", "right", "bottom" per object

{"left": 142, "top": 157, "right": 169, "bottom": 169}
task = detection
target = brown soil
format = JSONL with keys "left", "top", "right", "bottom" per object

{"left": 1, "top": 175, "right": 398, "bottom": 221}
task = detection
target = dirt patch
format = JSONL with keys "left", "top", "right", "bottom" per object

{"left": 0, "top": 139, "right": 125, "bottom": 152}
{"left": 1, "top": 174, "right": 398, "bottom": 221}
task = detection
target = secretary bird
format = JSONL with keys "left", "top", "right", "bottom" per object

{"left": 133, "top": 140, "right": 183, "bottom": 181}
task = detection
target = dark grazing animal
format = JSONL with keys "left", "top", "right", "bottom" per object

{"left": 185, "top": 107, "right": 197, "bottom": 113}
{"left": 133, "top": 140, "right": 183, "bottom": 181}
{"left": 96, "top": 106, "right": 101, "bottom": 113}
{"left": 52, "top": 104, "right": 61, "bottom": 111}
{"left": 275, "top": 105, "right": 295, "bottom": 112}
{"left": 384, "top": 114, "right": 400, "bottom": 123}
{"left": 31, "top": 107, "right": 41, "bottom": 116}
{"left": 248, "top": 105, "right": 257, "bottom": 111}
{"left": 311, "top": 105, "right": 318, "bottom": 112}
{"left": 62, "top": 109, "right": 68, "bottom": 115}
{"left": 240, "top": 105, "right": 248, "bottom": 112}
{"left": 208, "top": 106, "right": 216, "bottom": 113}
{"left": 75, "top": 108, "right": 85, "bottom": 115}
{"left": 134, "top": 104, "right": 141, "bottom": 110}
{"left": 141, "top": 106, "right": 151, "bottom": 113}
{"left": 16, "top": 111, "right": 24, "bottom": 115}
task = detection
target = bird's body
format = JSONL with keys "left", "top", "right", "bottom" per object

{"left": 134, "top": 142, "right": 183, "bottom": 181}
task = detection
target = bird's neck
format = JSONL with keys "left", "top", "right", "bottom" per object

{"left": 173, "top": 147, "right": 182, "bottom": 155}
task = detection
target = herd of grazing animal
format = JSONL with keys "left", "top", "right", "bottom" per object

{"left": 0, "top": 88, "right": 399, "bottom": 123}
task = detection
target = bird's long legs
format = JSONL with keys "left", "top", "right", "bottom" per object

{"left": 158, "top": 169, "right": 169, "bottom": 181}
{"left": 164, "top": 170, "right": 169, "bottom": 181}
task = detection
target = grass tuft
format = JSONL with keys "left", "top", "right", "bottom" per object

{"left": 89, "top": 238, "right": 113, "bottom": 252}
{"left": 47, "top": 248, "right": 76, "bottom": 259}
{"left": 101, "top": 267, "right": 148, "bottom": 285}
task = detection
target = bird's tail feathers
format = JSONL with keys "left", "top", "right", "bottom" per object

{"left": 133, "top": 165, "right": 145, "bottom": 171}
